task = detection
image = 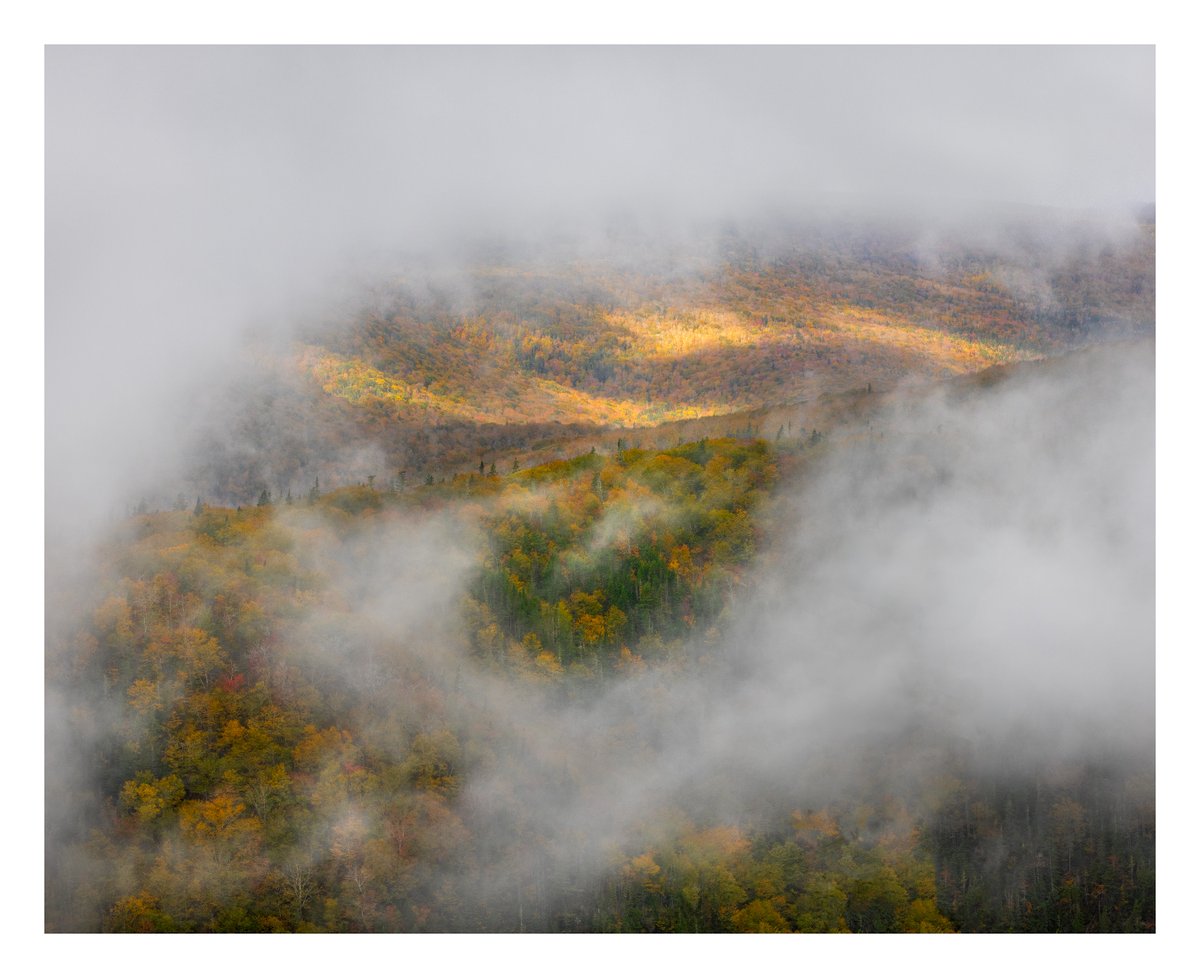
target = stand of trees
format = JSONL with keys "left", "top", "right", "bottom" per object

{"left": 46, "top": 437, "right": 1154, "bottom": 932}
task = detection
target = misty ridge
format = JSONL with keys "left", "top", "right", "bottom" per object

{"left": 44, "top": 45, "right": 1154, "bottom": 934}
{"left": 112, "top": 209, "right": 1154, "bottom": 521}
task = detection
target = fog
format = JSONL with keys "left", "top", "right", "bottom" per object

{"left": 44, "top": 45, "right": 1155, "bottom": 934}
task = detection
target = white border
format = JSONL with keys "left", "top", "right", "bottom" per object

{"left": 13, "top": 4, "right": 1189, "bottom": 974}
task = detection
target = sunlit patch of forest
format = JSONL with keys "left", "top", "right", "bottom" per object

{"left": 303, "top": 277, "right": 1037, "bottom": 428}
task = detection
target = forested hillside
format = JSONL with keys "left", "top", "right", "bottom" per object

{"left": 176, "top": 218, "right": 1153, "bottom": 511}
{"left": 47, "top": 336, "right": 1155, "bottom": 932}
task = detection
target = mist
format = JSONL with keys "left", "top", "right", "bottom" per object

{"left": 44, "top": 45, "right": 1155, "bottom": 935}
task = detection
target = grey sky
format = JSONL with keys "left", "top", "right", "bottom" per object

{"left": 44, "top": 45, "right": 1154, "bottom": 536}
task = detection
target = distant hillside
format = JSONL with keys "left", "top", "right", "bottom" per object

{"left": 179, "top": 217, "right": 1153, "bottom": 508}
